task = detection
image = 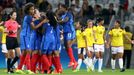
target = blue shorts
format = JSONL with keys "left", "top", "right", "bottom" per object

{"left": 54, "top": 39, "right": 61, "bottom": 51}
{"left": 64, "top": 31, "right": 76, "bottom": 41}
{"left": 29, "top": 34, "right": 42, "bottom": 50}
{"left": 41, "top": 35, "right": 56, "bottom": 54}
{"left": 20, "top": 35, "right": 30, "bottom": 50}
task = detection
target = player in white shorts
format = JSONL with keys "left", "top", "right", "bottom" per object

{"left": 93, "top": 18, "right": 105, "bottom": 72}
{"left": 106, "top": 20, "right": 134, "bottom": 72}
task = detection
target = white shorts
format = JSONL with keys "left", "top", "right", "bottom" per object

{"left": 87, "top": 47, "right": 94, "bottom": 52}
{"left": 2, "top": 44, "right": 8, "bottom": 53}
{"left": 94, "top": 44, "right": 104, "bottom": 52}
{"left": 78, "top": 48, "right": 86, "bottom": 55}
{"left": 111, "top": 47, "right": 124, "bottom": 54}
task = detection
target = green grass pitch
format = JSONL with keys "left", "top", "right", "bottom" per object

{"left": 0, "top": 69, "right": 134, "bottom": 75}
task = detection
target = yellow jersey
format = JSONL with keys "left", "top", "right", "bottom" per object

{"left": 109, "top": 28, "right": 126, "bottom": 47}
{"left": 76, "top": 30, "right": 86, "bottom": 48}
{"left": 93, "top": 25, "right": 105, "bottom": 44}
{"left": 83, "top": 28, "right": 95, "bottom": 47}
{"left": 123, "top": 32, "right": 133, "bottom": 50}
{"left": 0, "top": 26, "right": 7, "bottom": 44}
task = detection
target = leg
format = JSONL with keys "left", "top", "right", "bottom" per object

{"left": 52, "top": 51, "right": 62, "bottom": 73}
{"left": 98, "top": 51, "right": 103, "bottom": 72}
{"left": 117, "top": 53, "right": 124, "bottom": 72}
{"left": 123, "top": 50, "right": 126, "bottom": 68}
{"left": 111, "top": 54, "right": 117, "bottom": 70}
{"left": 10, "top": 48, "right": 21, "bottom": 69}
{"left": 31, "top": 50, "right": 39, "bottom": 73}
{"left": 126, "top": 50, "right": 132, "bottom": 69}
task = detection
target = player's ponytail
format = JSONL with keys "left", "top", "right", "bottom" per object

{"left": 46, "top": 11, "right": 57, "bottom": 29}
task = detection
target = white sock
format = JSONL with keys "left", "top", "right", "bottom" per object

{"left": 76, "top": 59, "right": 82, "bottom": 70}
{"left": 93, "top": 57, "right": 97, "bottom": 65}
{"left": 98, "top": 58, "right": 103, "bottom": 71}
{"left": 5, "top": 58, "right": 7, "bottom": 67}
{"left": 83, "top": 58, "right": 90, "bottom": 68}
{"left": 14, "top": 62, "right": 18, "bottom": 68}
{"left": 111, "top": 59, "right": 116, "bottom": 70}
{"left": 88, "top": 58, "right": 93, "bottom": 67}
{"left": 119, "top": 58, "right": 123, "bottom": 69}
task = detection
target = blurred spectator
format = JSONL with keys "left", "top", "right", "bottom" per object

{"left": 94, "top": 4, "right": 102, "bottom": 20}
{"left": 129, "top": 6, "right": 134, "bottom": 21}
{"left": 123, "top": 26, "right": 133, "bottom": 69}
{"left": 39, "top": 0, "right": 50, "bottom": 12}
{"left": 0, "top": 5, "right": 3, "bottom": 21}
{"left": 102, "top": 3, "right": 116, "bottom": 25}
{"left": 79, "top": 1, "right": 94, "bottom": 25}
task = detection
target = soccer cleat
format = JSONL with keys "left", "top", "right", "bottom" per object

{"left": 47, "top": 67, "right": 54, "bottom": 74}
{"left": 25, "top": 70, "right": 34, "bottom": 74}
{"left": 98, "top": 70, "right": 103, "bottom": 72}
{"left": 68, "top": 62, "right": 74, "bottom": 68}
{"left": 52, "top": 69, "right": 62, "bottom": 74}
{"left": 73, "top": 69, "right": 79, "bottom": 72}
{"left": 87, "top": 67, "right": 92, "bottom": 72}
{"left": 120, "top": 68, "right": 125, "bottom": 72}
{"left": 15, "top": 69, "right": 25, "bottom": 74}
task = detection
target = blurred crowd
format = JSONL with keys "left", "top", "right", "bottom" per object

{"left": 0, "top": 0, "right": 134, "bottom": 26}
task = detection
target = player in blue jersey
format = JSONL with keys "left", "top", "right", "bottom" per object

{"left": 30, "top": 9, "right": 45, "bottom": 73}
{"left": 17, "top": 3, "right": 48, "bottom": 74}
{"left": 57, "top": 4, "right": 77, "bottom": 70}
{"left": 41, "top": 11, "right": 58, "bottom": 74}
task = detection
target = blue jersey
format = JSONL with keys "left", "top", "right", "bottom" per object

{"left": 41, "top": 23, "right": 55, "bottom": 54}
{"left": 30, "top": 20, "right": 42, "bottom": 50}
{"left": 31, "top": 20, "right": 40, "bottom": 36}
{"left": 54, "top": 25, "right": 61, "bottom": 50}
{"left": 20, "top": 15, "right": 32, "bottom": 37}
{"left": 61, "top": 12, "right": 75, "bottom": 33}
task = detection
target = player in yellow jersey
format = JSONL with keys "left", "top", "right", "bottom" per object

{"left": 0, "top": 21, "right": 8, "bottom": 66}
{"left": 73, "top": 21, "right": 92, "bottom": 72}
{"left": 93, "top": 18, "right": 105, "bottom": 72}
{"left": 106, "top": 20, "right": 134, "bottom": 72}
{"left": 83, "top": 20, "right": 95, "bottom": 71}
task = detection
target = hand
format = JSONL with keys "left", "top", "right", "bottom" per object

{"left": 106, "top": 44, "right": 110, "bottom": 49}
{"left": 42, "top": 18, "right": 49, "bottom": 23}
{"left": 32, "top": 18, "right": 36, "bottom": 22}
{"left": 132, "top": 40, "right": 134, "bottom": 44}
{"left": 0, "top": 21, "right": 4, "bottom": 25}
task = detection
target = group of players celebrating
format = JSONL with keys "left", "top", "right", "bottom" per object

{"left": 0, "top": 2, "right": 134, "bottom": 74}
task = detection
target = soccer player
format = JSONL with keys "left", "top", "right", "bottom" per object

{"left": 73, "top": 21, "right": 92, "bottom": 72}
{"left": 30, "top": 9, "right": 44, "bottom": 73}
{"left": 18, "top": 3, "right": 47, "bottom": 74}
{"left": 0, "top": 21, "right": 8, "bottom": 67}
{"left": 58, "top": 4, "right": 77, "bottom": 70}
{"left": 46, "top": 13, "right": 63, "bottom": 74}
{"left": 106, "top": 20, "right": 134, "bottom": 72}
{"left": 93, "top": 18, "right": 105, "bottom": 72}
{"left": 4, "top": 11, "right": 21, "bottom": 73}
{"left": 83, "top": 20, "right": 95, "bottom": 71}
{"left": 41, "top": 11, "right": 57, "bottom": 74}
